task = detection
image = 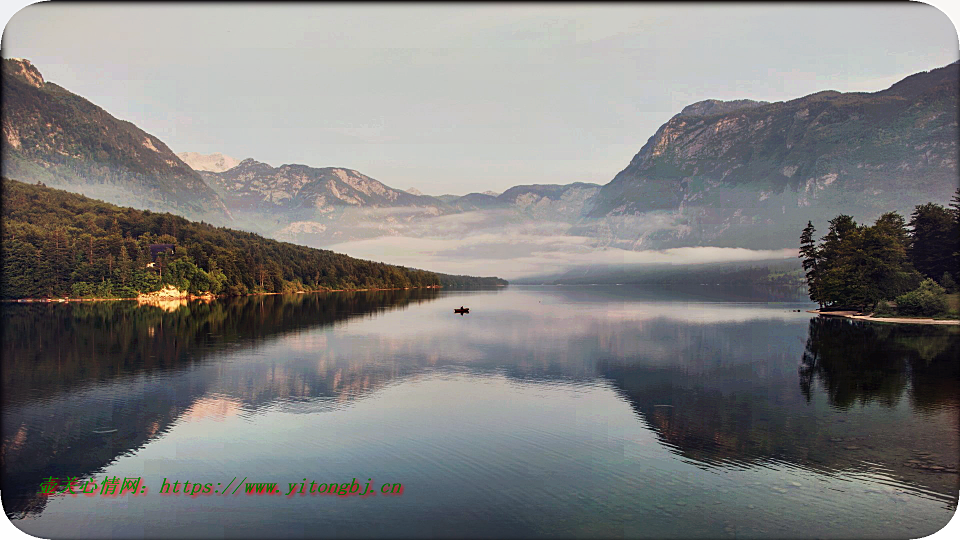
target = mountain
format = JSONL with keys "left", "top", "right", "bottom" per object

{"left": 198, "top": 158, "right": 442, "bottom": 215}
{"left": 176, "top": 151, "right": 240, "bottom": 173}
{"left": 445, "top": 192, "right": 506, "bottom": 211}
{"left": 498, "top": 182, "right": 600, "bottom": 205}
{"left": 7, "top": 57, "right": 955, "bottom": 268}
{"left": 1, "top": 59, "right": 230, "bottom": 222}
{"left": 587, "top": 61, "right": 959, "bottom": 249}
{"left": 195, "top": 153, "right": 605, "bottom": 246}
{"left": 440, "top": 183, "right": 601, "bottom": 212}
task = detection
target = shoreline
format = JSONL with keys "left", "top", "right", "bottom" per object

{"left": 1, "top": 285, "right": 446, "bottom": 304}
{"left": 808, "top": 310, "right": 959, "bottom": 326}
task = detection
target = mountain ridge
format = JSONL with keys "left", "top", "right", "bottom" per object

{"left": 586, "top": 60, "right": 959, "bottom": 248}
{"left": 1, "top": 59, "right": 231, "bottom": 222}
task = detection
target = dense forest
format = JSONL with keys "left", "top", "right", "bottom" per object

{"left": 0, "top": 179, "right": 506, "bottom": 299}
{"left": 799, "top": 189, "right": 960, "bottom": 317}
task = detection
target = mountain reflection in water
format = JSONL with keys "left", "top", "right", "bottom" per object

{"left": 2, "top": 286, "right": 957, "bottom": 538}
{"left": 2, "top": 289, "right": 443, "bottom": 517}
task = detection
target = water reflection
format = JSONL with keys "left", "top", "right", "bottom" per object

{"left": 603, "top": 316, "right": 959, "bottom": 504}
{"left": 800, "top": 317, "right": 960, "bottom": 411}
{"left": 3, "top": 286, "right": 958, "bottom": 533}
{"left": 2, "top": 289, "right": 441, "bottom": 518}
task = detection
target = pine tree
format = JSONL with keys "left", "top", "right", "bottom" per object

{"left": 117, "top": 245, "right": 132, "bottom": 286}
{"left": 799, "top": 221, "right": 824, "bottom": 307}
{"left": 819, "top": 215, "right": 858, "bottom": 307}
{"left": 950, "top": 188, "right": 960, "bottom": 272}
{"left": 950, "top": 188, "right": 960, "bottom": 223}
{"left": 908, "top": 203, "right": 954, "bottom": 280}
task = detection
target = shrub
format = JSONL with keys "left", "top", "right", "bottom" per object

{"left": 70, "top": 282, "right": 95, "bottom": 298}
{"left": 874, "top": 300, "right": 896, "bottom": 317}
{"left": 895, "top": 278, "right": 948, "bottom": 317}
{"left": 939, "top": 272, "right": 957, "bottom": 294}
{"left": 113, "top": 285, "right": 139, "bottom": 298}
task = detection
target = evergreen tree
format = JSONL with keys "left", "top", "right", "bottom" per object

{"left": 117, "top": 244, "right": 132, "bottom": 286}
{"left": 950, "top": 188, "right": 960, "bottom": 272}
{"left": 908, "top": 203, "right": 955, "bottom": 280}
{"left": 950, "top": 187, "right": 960, "bottom": 223}
{"left": 799, "top": 221, "right": 824, "bottom": 307}
{"left": 865, "top": 212, "right": 919, "bottom": 303}
{"left": 819, "top": 215, "right": 859, "bottom": 307}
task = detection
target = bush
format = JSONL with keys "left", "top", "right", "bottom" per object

{"left": 113, "top": 285, "right": 139, "bottom": 298}
{"left": 70, "top": 281, "right": 95, "bottom": 298}
{"left": 874, "top": 300, "right": 896, "bottom": 317}
{"left": 939, "top": 272, "right": 957, "bottom": 294}
{"left": 895, "top": 278, "right": 948, "bottom": 317}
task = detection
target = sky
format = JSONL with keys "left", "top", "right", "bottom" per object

{"left": 2, "top": 3, "right": 958, "bottom": 196}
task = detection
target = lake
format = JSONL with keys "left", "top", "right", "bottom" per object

{"left": 3, "top": 286, "right": 958, "bottom": 538}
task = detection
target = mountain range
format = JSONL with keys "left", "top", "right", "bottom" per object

{"left": 3, "top": 57, "right": 957, "bottom": 267}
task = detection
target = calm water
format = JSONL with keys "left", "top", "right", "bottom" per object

{"left": 2, "top": 286, "right": 958, "bottom": 538}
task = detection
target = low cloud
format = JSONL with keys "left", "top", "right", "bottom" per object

{"left": 286, "top": 203, "right": 796, "bottom": 280}
{"left": 327, "top": 233, "right": 796, "bottom": 279}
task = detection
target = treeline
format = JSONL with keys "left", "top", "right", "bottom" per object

{"left": 799, "top": 189, "right": 959, "bottom": 316}
{"left": 1, "top": 179, "right": 506, "bottom": 299}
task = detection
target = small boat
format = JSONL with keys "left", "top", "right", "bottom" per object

{"left": 454, "top": 306, "right": 469, "bottom": 314}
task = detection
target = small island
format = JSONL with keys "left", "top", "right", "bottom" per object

{"left": 799, "top": 189, "right": 960, "bottom": 324}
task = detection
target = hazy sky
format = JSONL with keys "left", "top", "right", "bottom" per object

{"left": 3, "top": 3, "right": 958, "bottom": 195}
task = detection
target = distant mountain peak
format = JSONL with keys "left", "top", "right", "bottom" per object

{"left": 679, "top": 99, "right": 769, "bottom": 117}
{"left": 176, "top": 151, "right": 240, "bottom": 173}
{"left": 198, "top": 158, "right": 440, "bottom": 215}
{"left": 3, "top": 58, "right": 45, "bottom": 88}
{"left": 482, "top": 190, "right": 500, "bottom": 197}
{"left": 238, "top": 157, "right": 268, "bottom": 167}
{"left": 405, "top": 187, "right": 423, "bottom": 196}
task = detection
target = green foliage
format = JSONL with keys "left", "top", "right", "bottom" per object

{"left": 801, "top": 197, "right": 960, "bottom": 311}
{"left": 873, "top": 300, "right": 896, "bottom": 317}
{"left": 1, "top": 179, "right": 506, "bottom": 299}
{"left": 908, "top": 203, "right": 956, "bottom": 280}
{"left": 939, "top": 272, "right": 957, "bottom": 294}
{"left": 801, "top": 214, "right": 916, "bottom": 309}
{"left": 895, "top": 278, "right": 948, "bottom": 317}
{"left": 799, "top": 221, "right": 824, "bottom": 306}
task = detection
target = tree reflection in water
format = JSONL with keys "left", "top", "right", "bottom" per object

{"left": 799, "top": 317, "right": 959, "bottom": 410}
{"left": 1, "top": 289, "right": 441, "bottom": 518}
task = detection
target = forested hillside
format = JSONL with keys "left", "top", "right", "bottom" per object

{"left": 1, "top": 179, "right": 506, "bottom": 299}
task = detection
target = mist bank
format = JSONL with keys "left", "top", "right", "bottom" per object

{"left": 325, "top": 225, "right": 799, "bottom": 281}
{"left": 511, "top": 257, "right": 805, "bottom": 290}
